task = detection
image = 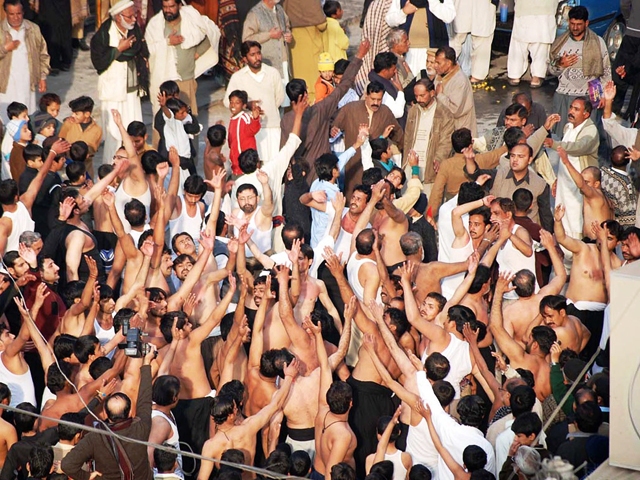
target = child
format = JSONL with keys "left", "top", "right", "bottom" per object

{"left": 2, "top": 102, "right": 29, "bottom": 178}
{"left": 18, "top": 144, "right": 44, "bottom": 193}
{"left": 323, "top": 1, "right": 349, "bottom": 62}
{"left": 159, "top": 95, "right": 199, "bottom": 178}
{"left": 227, "top": 90, "right": 260, "bottom": 176}
{"left": 204, "top": 124, "right": 227, "bottom": 181}
{"left": 499, "top": 412, "right": 550, "bottom": 479}
{"left": 59, "top": 96, "right": 103, "bottom": 178}
{"left": 153, "top": 444, "right": 182, "bottom": 480}
{"left": 35, "top": 93, "right": 62, "bottom": 134}
{"left": 32, "top": 113, "right": 57, "bottom": 146}
{"left": 7, "top": 119, "right": 33, "bottom": 180}
{"left": 154, "top": 80, "right": 180, "bottom": 151}
{"left": 315, "top": 53, "right": 336, "bottom": 103}
{"left": 365, "top": 408, "right": 413, "bottom": 480}
{"left": 127, "top": 121, "right": 153, "bottom": 159}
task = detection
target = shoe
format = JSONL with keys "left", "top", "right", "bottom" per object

{"left": 78, "top": 39, "right": 90, "bottom": 51}
{"left": 507, "top": 78, "right": 521, "bottom": 86}
{"left": 60, "top": 64, "right": 71, "bottom": 72}
{"left": 49, "top": 68, "right": 60, "bottom": 76}
{"left": 530, "top": 77, "right": 543, "bottom": 88}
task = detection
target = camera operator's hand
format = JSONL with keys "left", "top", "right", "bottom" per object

{"left": 143, "top": 343, "right": 158, "bottom": 365}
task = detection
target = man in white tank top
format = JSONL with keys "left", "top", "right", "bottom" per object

{"left": 232, "top": 171, "right": 274, "bottom": 257}
{"left": 0, "top": 321, "right": 36, "bottom": 408}
{"left": 168, "top": 174, "right": 207, "bottom": 243}
{"left": 485, "top": 198, "right": 535, "bottom": 300}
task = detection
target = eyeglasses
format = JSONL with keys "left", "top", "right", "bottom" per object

{"left": 113, "top": 154, "right": 129, "bottom": 161}
{"left": 120, "top": 13, "right": 136, "bottom": 20}
{"left": 237, "top": 195, "right": 257, "bottom": 202}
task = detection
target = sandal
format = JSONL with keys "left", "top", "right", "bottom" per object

{"left": 530, "top": 77, "right": 543, "bottom": 88}
{"left": 507, "top": 78, "right": 521, "bottom": 86}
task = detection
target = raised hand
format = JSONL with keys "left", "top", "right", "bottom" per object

{"left": 481, "top": 194, "right": 496, "bottom": 207}
{"left": 407, "top": 150, "right": 419, "bottom": 167}
{"left": 554, "top": 204, "right": 565, "bottom": 222}
{"left": 367, "top": 299, "right": 385, "bottom": 323}
{"left": 111, "top": 109, "right": 123, "bottom": 127}
{"left": 371, "top": 180, "right": 386, "bottom": 202}
{"left": 356, "top": 38, "right": 371, "bottom": 59}
{"left": 414, "top": 399, "right": 430, "bottom": 420}
{"left": 283, "top": 358, "right": 300, "bottom": 379}
{"left": 399, "top": 261, "right": 416, "bottom": 285}
{"left": 101, "top": 189, "right": 116, "bottom": 209}
{"left": 539, "top": 229, "right": 554, "bottom": 250}
{"left": 522, "top": 124, "right": 535, "bottom": 138}
{"left": 407, "top": 349, "right": 425, "bottom": 372}
{"left": 344, "top": 296, "right": 357, "bottom": 320}
{"left": 484, "top": 223, "right": 500, "bottom": 244}
{"left": 140, "top": 238, "right": 155, "bottom": 258}
{"left": 603, "top": 80, "right": 616, "bottom": 101}
{"left": 557, "top": 147, "right": 570, "bottom": 165}
{"left": 51, "top": 138, "right": 71, "bottom": 156}
{"left": 183, "top": 293, "right": 197, "bottom": 317}
{"left": 33, "top": 282, "right": 50, "bottom": 312}
{"left": 227, "top": 272, "right": 237, "bottom": 293}
{"left": 92, "top": 283, "right": 101, "bottom": 304}
{"left": 264, "top": 274, "right": 275, "bottom": 300}
{"left": 462, "top": 146, "right": 475, "bottom": 163}
{"left": 550, "top": 341, "right": 562, "bottom": 364}
{"left": 322, "top": 247, "right": 343, "bottom": 276}
{"left": 498, "top": 219, "right": 512, "bottom": 242}
{"left": 288, "top": 238, "right": 301, "bottom": 265}
{"left": 237, "top": 224, "right": 252, "bottom": 244}
{"left": 274, "top": 264, "right": 290, "bottom": 282}
{"left": 292, "top": 94, "right": 309, "bottom": 115}
{"left": 495, "top": 271, "right": 516, "bottom": 294}
{"left": 18, "top": 243, "right": 37, "bottom": 267}
{"left": 466, "top": 251, "right": 479, "bottom": 274}
{"left": 491, "top": 351, "right": 508, "bottom": 372}
{"left": 382, "top": 124, "right": 395, "bottom": 139}
{"left": 362, "top": 332, "right": 377, "bottom": 350}
{"left": 543, "top": 113, "right": 561, "bottom": 131}
{"left": 156, "top": 161, "right": 169, "bottom": 179}
{"left": 302, "top": 315, "right": 322, "bottom": 336}
{"left": 627, "top": 147, "right": 640, "bottom": 162}
{"left": 462, "top": 322, "right": 479, "bottom": 346}
{"left": 256, "top": 169, "right": 269, "bottom": 185}
{"left": 311, "top": 190, "right": 328, "bottom": 203}
{"left": 332, "top": 192, "right": 346, "bottom": 212}
{"left": 199, "top": 230, "right": 214, "bottom": 251}
{"left": 85, "top": 255, "right": 98, "bottom": 278}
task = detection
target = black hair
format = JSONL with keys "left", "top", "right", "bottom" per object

{"left": 408, "top": 465, "right": 432, "bottom": 480}
{"left": 241, "top": 40, "right": 261, "bottom": 58}
{"left": 264, "top": 450, "right": 291, "bottom": 475}
{"left": 323, "top": 0, "right": 341, "bottom": 17}
{"left": 385, "top": 307, "right": 409, "bottom": 338}
{"left": 153, "top": 375, "right": 181, "bottom": 406}
{"left": 238, "top": 149, "right": 260, "bottom": 174}
{"left": 539, "top": 294, "right": 568, "bottom": 316}
{"left": 355, "top": 228, "right": 375, "bottom": 255}
{"left": 373, "top": 52, "right": 398, "bottom": 73}
{"left": 211, "top": 394, "right": 236, "bottom": 425}
{"left": 457, "top": 395, "right": 486, "bottom": 428}
{"left": 229, "top": 89, "right": 248, "bottom": 106}
{"left": 432, "top": 380, "right": 455, "bottom": 407}
{"left": 469, "top": 471, "right": 495, "bottom": 480}
{"left": 469, "top": 206, "right": 491, "bottom": 226}
{"left": 219, "top": 380, "right": 245, "bottom": 411}
{"left": 435, "top": 46, "right": 456, "bottom": 64}
{"left": 113, "top": 308, "right": 136, "bottom": 334}
{"left": 376, "top": 416, "right": 401, "bottom": 442}
{"left": 331, "top": 463, "right": 356, "bottom": 480}
{"left": 127, "top": 121, "right": 147, "bottom": 138}
{"left": 140, "top": 150, "right": 164, "bottom": 175}
{"left": 160, "top": 80, "right": 180, "bottom": 97}
{"left": 73, "top": 335, "right": 99, "bottom": 364}
{"left": 463, "top": 445, "right": 487, "bottom": 472}
{"left": 467, "top": 264, "right": 491, "bottom": 294}
{"left": 458, "top": 181, "right": 485, "bottom": 206}
{"left": 516, "top": 369, "right": 536, "bottom": 389}
{"left": 0, "top": 179, "right": 19, "bottom": 205}
{"left": 426, "top": 292, "right": 447, "bottom": 312}
{"left": 286, "top": 79, "right": 307, "bottom": 103}
{"left": 503, "top": 127, "right": 527, "bottom": 150}
{"left": 61, "top": 281, "right": 86, "bottom": 308}
{"left": 99, "top": 283, "right": 114, "bottom": 301}
{"left": 512, "top": 188, "right": 533, "bottom": 212}
{"left": 259, "top": 348, "right": 294, "bottom": 378}
{"left": 573, "top": 96, "right": 593, "bottom": 115}
{"left": 184, "top": 174, "right": 207, "bottom": 197}
{"left": 504, "top": 103, "right": 528, "bottom": 119}
{"left": 15, "top": 402, "right": 38, "bottom": 435}
{"left": 510, "top": 385, "right": 536, "bottom": 417}
{"left": 28, "top": 445, "right": 54, "bottom": 479}
{"left": 447, "top": 305, "right": 486, "bottom": 342}
{"left": 207, "top": 124, "right": 226, "bottom": 147}
{"left": 424, "top": 352, "right": 450, "bottom": 381}
{"left": 603, "top": 219, "right": 623, "bottom": 241}
{"left": 24, "top": 144, "right": 43, "bottom": 163}
{"left": 66, "top": 160, "right": 87, "bottom": 182}
{"left": 315, "top": 153, "right": 339, "bottom": 181}
{"left": 220, "top": 449, "right": 245, "bottom": 473}
{"left": 575, "top": 401, "right": 603, "bottom": 433}
{"left": 530, "top": 326, "right": 557, "bottom": 355}
{"left": 154, "top": 444, "right": 178, "bottom": 473}
{"left": 0, "top": 382, "right": 11, "bottom": 404}
{"left": 370, "top": 461, "right": 394, "bottom": 480}
{"left": 89, "top": 357, "right": 112, "bottom": 380}
{"left": 57, "top": 412, "right": 85, "bottom": 441}
{"left": 53, "top": 334, "right": 77, "bottom": 360}
{"left": 47, "top": 361, "right": 73, "bottom": 394}
{"left": 98, "top": 163, "right": 114, "bottom": 179}
{"left": 366, "top": 81, "right": 385, "bottom": 95}
{"left": 166, "top": 97, "right": 188, "bottom": 116}
{"left": 334, "top": 59, "right": 349, "bottom": 75}
{"left": 326, "top": 380, "right": 352, "bottom": 414}
{"left": 370, "top": 137, "right": 389, "bottom": 160}
{"left": 569, "top": 5, "right": 589, "bottom": 21}
{"left": 362, "top": 167, "right": 384, "bottom": 186}
{"left": 39, "top": 93, "right": 61, "bottom": 112}
{"left": 290, "top": 450, "right": 312, "bottom": 477}
{"left": 68, "top": 96, "right": 95, "bottom": 114}
{"left": 282, "top": 221, "right": 304, "bottom": 250}
{"left": 7, "top": 102, "right": 28, "bottom": 119}
{"left": 511, "top": 411, "right": 542, "bottom": 437}
{"left": 491, "top": 197, "right": 516, "bottom": 216}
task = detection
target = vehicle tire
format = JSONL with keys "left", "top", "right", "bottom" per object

{"left": 604, "top": 18, "right": 626, "bottom": 61}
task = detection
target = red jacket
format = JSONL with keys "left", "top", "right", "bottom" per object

{"left": 228, "top": 111, "right": 261, "bottom": 175}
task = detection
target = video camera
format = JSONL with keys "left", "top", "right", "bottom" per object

{"left": 118, "top": 318, "right": 153, "bottom": 358}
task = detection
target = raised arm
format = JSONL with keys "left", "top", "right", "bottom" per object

{"left": 219, "top": 315, "right": 250, "bottom": 387}
{"left": 538, "top": 229, "right": 567, "bottom": 295}
{"left": 489, "top": 272, "right": 526, "bottom": 364}
{"left": 103, "top": 189, "right": 139, "bottom": 259}
{"left": 257, "top": 169, "right": 275, "bottom": 219}
{"left": 248, "top": 275, "right": 273, "bottom": 369}
{"left": 189, "top": 274, "right": 237, "bottom": 346}
{"left": 452, "top": 196, "right": 494, "bottom": 247}
{"left": 84, "top": 159, "right": 130, "bottom": 203}
{"left": 371, "top": 406, "right": 402, "bottom": 467}
{"left": 558, "top": 147, "right": 598, "bottom": 198}
{"left": 167, "top": 231, "right": 214, "bottom": 311}
{"left": 462, "top": 323, "right": 502, "bottom": 408}
{"left": 111, "top": 109, "right": 144, "bottom": 182}
{"left": 67, "top": 256, "right": 98, "bottom": 316}
{"left": 21, "top": 139, "right": 70, "bottom": 211}
{"left": 553, "top": 204, "right": 584, "bottom": 254}
{"left": 368, "top": 300, "right": 416, "bottom": 378}
{"left": 275, "top": 265, "right": 312, "bottom": 349}
{"left": 326, "top": 299, "right": 353, "bottom": 371}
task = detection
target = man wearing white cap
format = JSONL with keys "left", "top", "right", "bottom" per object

{"left": 145, "top": 0, "right": 221, "bottom": 115}
{"left": 90, "top": 0, "right": 150, "bottom": 163}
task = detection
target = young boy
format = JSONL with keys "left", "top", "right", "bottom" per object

{"left": 35, "top": 93, "right": 62, "bottom": 134}
{"left": 2, "top": 102, "right": 29, "bottom": 178}
{"left": 323, "top": 1, "right": 349, "bottom": 62}
{"left": 7, "top": 119, "right": 33, "bottom": 180}
{"left": 18, "top": 144, "right": 44, "bottom": 193}
{"left": 127, "top": 121, "right": 153, "bottom": 159}
{"left": 499, "top": 412, "right": 550, "bottom": 478}
{"left": 314, "top": 53, "right": 336, "bottom": 103}
{"left": 59, "top": 96, "right": 103, "bottom": 178}
{"left": 32, "top": 113, "right": 57, "bottom": 146}
{"left": 228, "top": 90, "right": 261, "bottom": 176}
{"left": 365, "top": 412, "right": 413, "bottom": 480}
{"left": 159, "top": 95, "right": 200, "bottom": 177}
{"left": 204, "top": 124, "right": 227, "bottom": 181}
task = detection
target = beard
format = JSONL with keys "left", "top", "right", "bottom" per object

{"left": 163, "top": 10, "right": 180, "bottom": 21}
{"left": 426, "top": 67, "right": 437, "bottom": 77}
{"left": 240, "top": 204, "right": 256, "bottom": 214}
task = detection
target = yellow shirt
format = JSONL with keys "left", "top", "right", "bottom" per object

{"left": 322, "top": 17, "right": 349, "bottom": 62}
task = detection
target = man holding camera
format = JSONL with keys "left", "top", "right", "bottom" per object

{"left": 62, "top": 343, "right": 158, "bottom": 480}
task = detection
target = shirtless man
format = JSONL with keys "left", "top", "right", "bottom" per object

{"left": 554, "top": 204, "right": 610, "bottom": 360}
{"left": 489, "top": 272, "right": 557, "bottom": 401}
{"left": 451, "top": 194, "right": 495, "bottom": 250}
{"left": 558, "top": 147, "right": 612, "bottom": 240}
{"left": 197, "top": 358, "right": 298, "bottom": 479}
{"left": 459, "top": 264, "right": 493, "bottom": 348}
{"left": 529, "top": 295, "right": 590, "bottom": 354}
{"left": 0, "top": 384, "right": 17, "bottom": 469}
{"left": 503, "top": 229, "right": 568, "bottom": 347}
{"left": 281, "top": 304, "right": 352, "bottom": 461}
{"left": 398, "top": 232, "right": 469, "bottom": 303}
{"left": 368, "top": 181, "right": 409, "bottom": 268}
{"left": 311, "top": 322, "right": 357, "bottom": 479}
{"left": 166, "top": 275, "right": 236, "bottom": 400}
{"left": 324, "top": 250, "right": 411, "bottom": 477}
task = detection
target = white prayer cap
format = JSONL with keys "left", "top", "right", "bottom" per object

{"left": 109, "top": 0, "right": 134, "bottom": 16}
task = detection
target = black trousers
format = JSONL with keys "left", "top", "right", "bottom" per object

{"left": 612, "top": 35, "right": 640, "bottom": 114}
{"left": 38, "top": 0, "right": 73, "bottom": 69}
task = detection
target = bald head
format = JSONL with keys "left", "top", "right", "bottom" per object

{"left": 105, "top": 392, "right": 132, "bottom": 422}
{"left": 611, "top": 145, "right": 629, "bottom": 168}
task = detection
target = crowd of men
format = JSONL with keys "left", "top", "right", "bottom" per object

{"left": 2, "top": 0, "right": 640, "bottom": 479}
